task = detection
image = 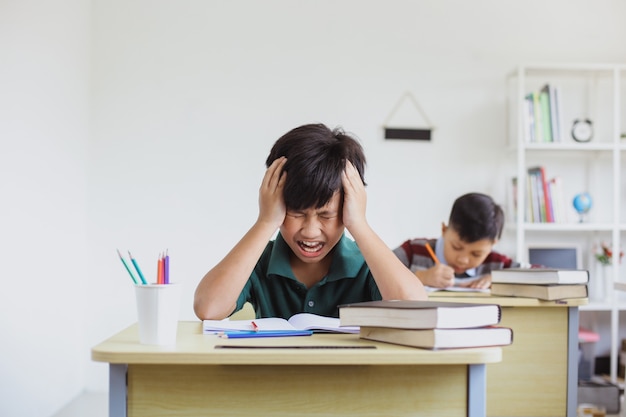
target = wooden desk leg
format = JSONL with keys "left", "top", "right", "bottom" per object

{"left": 109, "top": 364, "right": 127, "bottom": 417}
{"left": 567, "top": 307, "right": 579, "bottom": 417}
{"left": 468, "top": 364, "right": 486, "bottom": 417}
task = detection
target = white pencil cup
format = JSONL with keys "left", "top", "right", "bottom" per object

{"left": 134, "top": 283, "right": 181, "bottom": 345}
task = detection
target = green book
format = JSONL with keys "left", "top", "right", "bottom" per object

{"left": 539, "top": 86, "right": 553, "bottom": 142}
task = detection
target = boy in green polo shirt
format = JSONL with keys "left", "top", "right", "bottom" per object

{"left": 194, "top": 123, "right": 427, "bottom": 320}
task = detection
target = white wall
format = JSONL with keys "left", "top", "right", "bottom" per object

{"left": 0, "top": 1, "right": 90, "bottom": 416}
{"left": 2, "top": 1, "right": 626, "bottom": 415}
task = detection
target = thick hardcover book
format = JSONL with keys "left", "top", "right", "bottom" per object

{"left": 338, "top": 300, "right": 501, "bottom": 329}
{"left": 359, "top": 326, "right": 513, "bottom": 350}
{"left": 490, "top": 282, "right": 588, "bottom": 301}
{"left": 491, "top": 268, "right": 589, "bottom": 285}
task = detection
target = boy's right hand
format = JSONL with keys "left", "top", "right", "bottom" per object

{"left": 417, "top": 263, "right": 455, "bottom": 288}
{"left": 257, "top": 157, "right": 287, "bottom": 228}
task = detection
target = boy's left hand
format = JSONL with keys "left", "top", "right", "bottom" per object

{"left": 456, "top": 274, "right": 492, "bottom": 290}
{"left": 341, "top": 160, "right": 367, "bottom": 230}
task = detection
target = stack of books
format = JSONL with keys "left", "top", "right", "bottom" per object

{"left": 338, "top": 300, "right": 513, "bottom": 350}
{"left": 490, "top": 268, "right": 589, "bottom": 301}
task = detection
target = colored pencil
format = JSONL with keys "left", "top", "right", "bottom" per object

{"left": 219, "top": 330, "right": 313, "bottom": 339}
{"left": 424, "top": 242, "right": 440, "bottom": 264}
{"left": 157, "top": 253, "right": 163, "bottom": 284}
{"left": 164, "top": 249, "right": 169, "bottom": 284}
{"left": 128, "top": 251, "right": 148, "bottom": 284}
{"left": 117, "top": 249, "right": 139, "bottom": 284}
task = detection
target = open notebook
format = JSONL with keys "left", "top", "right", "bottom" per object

{"left": 203, "top": 312, "right": 359, "bottom": 335}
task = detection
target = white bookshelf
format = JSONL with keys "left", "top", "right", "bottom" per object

{"left": 508, "top": 63, "right": 625, "bottom": 381}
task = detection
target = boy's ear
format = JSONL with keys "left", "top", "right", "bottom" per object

{"left": 441, "top": 222, "right": 447, "bottom": 235}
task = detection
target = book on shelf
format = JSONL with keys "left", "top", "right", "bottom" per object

{"left": 338, "top": 300, "right": 502, "bottom": 329}
{"left": 523, "top": 84, "right": 562, "bottom": 144}
{"left": 528, "top": 166, "right": 553, "bottom": 222}
{"left": 521, "top": 166, "right": 567, "bottom": 223}
{"left": 523, "top": 93, "right": 536, "bottom": 143}
{"left": 547, "top": 84, "right": 563, "bottom": 142}
{"left": 490, "top": 282, "right": 588, "bottom": 300}
{"left": 359, "top": 325, "right": 513, "bottom": 350}
{"left": 524, "top": 174, "right": 535, "bottom": 222}
{"left": 538, "top": 86, "right": 553, "bottom": 142}
{"left": 491, "top": 268, "right": 589, "bottom": 285}
{"left": 548, "top": 176, "right": 567, "bottom": 223}
{"left": 526, "top": 168, "right": 545, "bottom": 223}
{"left": 531, "top": 91, "right": 543, "bottom": 142}
{"left": 202, "top": 312, "right": 359, "bottom": 335}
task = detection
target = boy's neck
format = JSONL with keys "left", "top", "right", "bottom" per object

{"left": 290, "top": 253, "right": 333, "bottom": 289}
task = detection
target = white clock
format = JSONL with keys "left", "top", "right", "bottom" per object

{"left": 571, "top": 119, "right": 593, "bottom": 142}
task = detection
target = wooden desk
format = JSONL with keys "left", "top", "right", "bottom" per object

{"left": 429, "top": 292, "right": 587, "bottom": 417}
{"left": 92, "top": 321, "right": 502, "bottom": 417}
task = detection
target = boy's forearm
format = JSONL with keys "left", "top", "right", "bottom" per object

{"left": 193, "top": 220, "right": 278, "bottom": 320}
{"left": 349, "top": 223, "right": 428, "bottom": 300}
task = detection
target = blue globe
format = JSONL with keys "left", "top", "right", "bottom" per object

{"left": 573, "top": 192, "right": 592, "bottom": 215}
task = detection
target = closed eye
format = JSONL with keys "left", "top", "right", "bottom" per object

{"left": 286, "top": 212, "right": 305, "bottom": 218}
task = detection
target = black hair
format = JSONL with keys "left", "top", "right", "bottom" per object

{"left": 448, "top": 192, "right": 504, "bottom": 242}
{"left": 265, "top": 123, "right": 366, "bottom": 210}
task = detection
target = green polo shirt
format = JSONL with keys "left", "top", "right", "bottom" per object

{"left": 235, "top": 233, "right": 382, "bottom": 319}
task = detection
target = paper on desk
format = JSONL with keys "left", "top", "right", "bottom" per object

{"left": 202, "top": 318, "right": 257, "bottom": 333}
{"left": 426, "top": 286, "right": 490, "bottom": 294}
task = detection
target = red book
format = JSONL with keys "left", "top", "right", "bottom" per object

{"left": 528, "top": 166, "right": 553, "bottom": 223}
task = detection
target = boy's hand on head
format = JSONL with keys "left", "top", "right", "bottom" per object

{"left": 257, "top": 157, "right": 287, "bottom": 229}
{"left": 418, "top": 264, "right": 455, "bottom": 288}
{"left": 341, "top": 160, "right": 367, "bottom": 231}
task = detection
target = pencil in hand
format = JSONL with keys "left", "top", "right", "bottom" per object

{"left": 424, "top": 242, "right": 440, "bottom": 264}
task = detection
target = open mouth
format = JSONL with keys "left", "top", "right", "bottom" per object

{"left": 298, "top": 240, "right": 324, "bottom": 254}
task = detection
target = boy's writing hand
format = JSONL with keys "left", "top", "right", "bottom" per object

{"left": 417, "top": 263, "right": 455, "bottom": 288}
{"left": 257, "top": 157, "right": 287, "bottom": 229}
{"left": 341, "top": 160, "right": 367, "bottom": 231}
